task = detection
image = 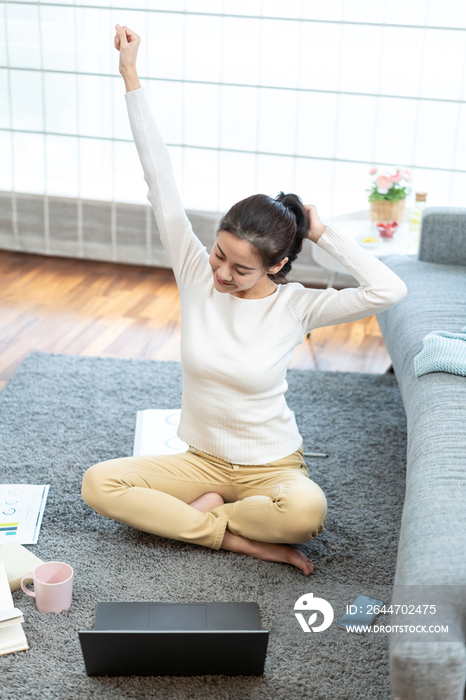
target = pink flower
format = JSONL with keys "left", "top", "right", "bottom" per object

{"left": 399, "top": 168, "right": 411, "bottom": 182}
{"left": 376, "top": 175, "right": 392, "bottom": 194}
{"left": 391, "top": 172, "right": 402, "bottom": 183}
{"left": 369, "top": 167, "right": 377, "bottom": 175}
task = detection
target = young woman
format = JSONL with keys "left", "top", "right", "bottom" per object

{"left": 81, "top": 26, "right": 407, "bottom": 576}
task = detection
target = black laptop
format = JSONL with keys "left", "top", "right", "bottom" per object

{"left": 79, "top": 601, "right": 269, "bottom": 676}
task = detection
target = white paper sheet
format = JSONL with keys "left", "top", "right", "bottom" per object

{"left": 0, "top": 563, "right": 28, "bottom": 654}
{"left": 133, "top": 409, "right": 189, "bottom": 457}
{"left": 0, "top": 485, "right": 50, "bottom": 545}
{"left": 0, "top": 562, "right": 13, "bottom": 611}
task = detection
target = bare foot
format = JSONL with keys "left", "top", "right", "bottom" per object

{"left": 220, "top": 529, "right": 315, "bottom": 575}
{"left": 189, "top": 491, "right": 225, "bottom": 513}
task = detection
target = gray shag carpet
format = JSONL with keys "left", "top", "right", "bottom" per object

{"left": 0, "top": 351, "right": 407, "bottom": 700}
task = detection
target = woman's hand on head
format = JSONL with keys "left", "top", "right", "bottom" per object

{"left": 114, "top": 24, "right": 141, "bottom": 75}
{"left": 304, "top": 204, "right": 327, "bottom": 244}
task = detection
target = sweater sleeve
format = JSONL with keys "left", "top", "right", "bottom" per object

{"left": 123, "top": 86, "right": 211, "bottom": 289}
{"left": 288, "top": 224, "right": 408, "bottom": 334}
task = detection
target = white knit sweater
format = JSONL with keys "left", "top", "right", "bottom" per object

{"left": 124, "top": 86, "right": 408, "bottom": 465}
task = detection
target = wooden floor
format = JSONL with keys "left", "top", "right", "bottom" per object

{"left": 0, "top": 250, "right": 393, "bottom": 393}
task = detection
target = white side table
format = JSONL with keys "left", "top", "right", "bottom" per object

{"left": 311, "top": 209, "right": 419, "bottom": 290}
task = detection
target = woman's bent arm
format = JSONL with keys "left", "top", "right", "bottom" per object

{"left": 289, "top": 224, "right": 408, "bottom": 334}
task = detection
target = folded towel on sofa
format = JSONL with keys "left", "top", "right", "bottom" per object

{"left": 414, "top": 326, "right": 466, "bottom": 377}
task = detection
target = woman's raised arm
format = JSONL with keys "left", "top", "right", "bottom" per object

{"left": 114, "top": 25, "right": 210, "bottom": 289}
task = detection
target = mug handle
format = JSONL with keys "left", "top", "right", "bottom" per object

{"left": 21, "top": 574, "right": 35, "bottom": 597}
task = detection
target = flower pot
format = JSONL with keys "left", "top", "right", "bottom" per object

{"left": 370, "top": 198, "right": 406, "bottom": 224}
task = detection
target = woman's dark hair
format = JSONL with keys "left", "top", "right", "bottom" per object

{"left": 215, "top": 192, "right": 310, "bottom": 284}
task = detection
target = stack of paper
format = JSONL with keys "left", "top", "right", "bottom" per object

{"left": 0, "top": 562, "right": 28, "bottom": 655}
{"left": 0, "top": 541, "right": 44, "bottom": 592}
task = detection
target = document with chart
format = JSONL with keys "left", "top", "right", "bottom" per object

{"left": 0, "top": 485, "right": 50, "bottom": 544}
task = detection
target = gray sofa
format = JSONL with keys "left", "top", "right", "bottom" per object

{"left": 375, "top": 207, "right": 466, "bottom": 700}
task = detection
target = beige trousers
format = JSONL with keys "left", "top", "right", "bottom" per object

{"left": 81, "top": 442, "right": 327, "bottom": 551}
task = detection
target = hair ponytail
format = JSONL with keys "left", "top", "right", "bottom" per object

{"left": 271, "top": 192, "right": 310, "bottom": 282}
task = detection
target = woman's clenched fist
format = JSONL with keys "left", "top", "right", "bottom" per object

{"left": 114, "top": 24, "right": 141, "bottom": 75}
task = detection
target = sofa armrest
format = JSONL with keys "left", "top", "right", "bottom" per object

{"left": 418, "top": 206, "right": 466, "bottom": 265}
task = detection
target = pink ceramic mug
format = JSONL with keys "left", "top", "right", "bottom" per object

{"left": 21, "top": 561, "right": 73, "bottom": 613}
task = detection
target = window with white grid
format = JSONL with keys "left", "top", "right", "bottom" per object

{"left": 1, "top": 0, "right": 465, "bottom": 249}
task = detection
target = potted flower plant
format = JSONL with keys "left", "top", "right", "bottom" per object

{"left": 367, "top": 167, "right": 412, "bottom": 237}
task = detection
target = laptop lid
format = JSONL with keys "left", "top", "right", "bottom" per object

{"left": 78, "top": 602, "right": 269, "bottom": 677}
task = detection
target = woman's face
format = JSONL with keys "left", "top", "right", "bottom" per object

{"left": 209, "top": 230, "right": 287, "bottom": 299}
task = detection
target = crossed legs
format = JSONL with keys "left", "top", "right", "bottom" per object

{"left": 81, "top": 447, "right": 327, "bottom": 575}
